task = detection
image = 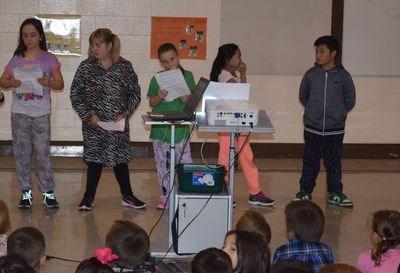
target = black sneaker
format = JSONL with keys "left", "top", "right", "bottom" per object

{"left": 43, "top": 191, "right": 59, "bottom": 209}
{"left": 248, "top": 191, "right": 275, "bottom": 206}
{"left": 121, "top": 195, "right": 147, "bottom": 209}
{"left": 18, "top": 190, "right": 33, "bottom": 209}
{"left": 78, "top": 196, "right": 94, "bottom": 211}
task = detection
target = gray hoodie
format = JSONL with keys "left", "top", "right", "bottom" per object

{"left": 299, "top": 63, "right": 356, "bottom": 135}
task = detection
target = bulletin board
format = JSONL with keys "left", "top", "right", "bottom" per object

{"left": 151, "top": 16, "right": 207, "bottom": 60}
{"left": 36, "top": 14, "right": 81, "bottom": 56}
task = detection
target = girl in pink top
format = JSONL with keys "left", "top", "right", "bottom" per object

{"left": 356, "top": 210, "right": 400, "bottom": 273}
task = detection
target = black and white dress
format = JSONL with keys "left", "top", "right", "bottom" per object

{"left": 70, "top": 57, "right": 141, "bottom": 166}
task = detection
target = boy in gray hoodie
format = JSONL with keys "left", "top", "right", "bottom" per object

{"left": 294, "top": 35, "right": 356, "bottom": 207}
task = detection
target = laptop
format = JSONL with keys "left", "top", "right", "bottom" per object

{"left": 147, "top": 77, "right": 210, "bottom": 121}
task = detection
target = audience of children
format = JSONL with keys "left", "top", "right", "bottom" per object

{"left": 0, "top": 253, "right": 36, "bottom": 273}
{"left": 356, "top": 210, "right": 400, "bottom": 273}
{"left": 101, "top": 220, "right": 155, "bottom": 273}
{"left": 319, "top": 263, "right": 361, "bottom": 273}
{"left": 0, "top": 200, "right": 11, "bottom": 257}
{"left": 223, "top": 229, "right": 270, "bottom": 273}
{"left": 191, "top": 247, "right": 234, "bottom": 273}
{"left": 270, "top": 259, "right": 314, "bottom": 273}
{"left": 272, "top": 200, "right": 334, "bottom": 273}
{"left": 75, "top": 257, "right": 115, "bottom": 273}
{"left": 235, "top": 210, "right": 271, "bottom": 244}
{"left": 7, "top": 227, "right": 46, "bottom": 272}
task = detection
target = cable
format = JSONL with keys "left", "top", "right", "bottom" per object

{"left": 45, "top": 255, "right": 80, "bottom": 263}
{"left": 148, "top": 121, "right": 196, "bottom": 239}
{"left": 155, "top": 192, "right": 214, "bottom": 265}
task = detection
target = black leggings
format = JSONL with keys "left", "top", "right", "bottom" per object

{"left": 84, "top": 162, "right": 133, "bottom": 198}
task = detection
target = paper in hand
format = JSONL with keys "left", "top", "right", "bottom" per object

{"left": 154, "top": 69, "right": 190, "bottom": 102}
{"left": 97, "top": 119, "right": 125, "bottom": 131}
{"left": 13, "top": 66, "right": 44, "bottom": 96}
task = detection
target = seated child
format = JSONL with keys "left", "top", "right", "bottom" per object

{"left": 99, "top": 220, "right": 155, "bottom": 272}
{"left": 223, "top": 230, "right": 270, "bottom": 273}
{"left": 0, "top": 253, "right": 36, "bottom": 273}
{"left": 76, "top": 257, "right": 115, "bottom": 273}
{"left": 356, "top": 210, "right": 400, "bottom": 273}
{"left": 236, "top": 210, "right": 271, "bottom": 244}
{"left": 271, "top": 259, "right": 314, "bottom": 273}
{"left": 272, "top": 200, "right": 333, "bottom": 273}
{"left": 0, "top": 200, "right": 11, "bottom": 256}
{"left": 320, "top": 263, "right": 361, "bottom": 273}
{"left": 191, "top": 247, "right": 234, "bottom": 273}
{"left": 7, "top": 227, "right": 46, "bottom": 273}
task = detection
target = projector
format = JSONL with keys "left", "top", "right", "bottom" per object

{"left": 205, "top": 99, "right": 259, "bottom": 126}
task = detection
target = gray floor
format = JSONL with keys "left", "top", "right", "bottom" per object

{"left": 1, "top": 157, "right": 399, "bottom": 273}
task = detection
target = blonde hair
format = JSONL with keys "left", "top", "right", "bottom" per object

{"left": 88, "top": 28, "right": 120, "bottom": 63}
{"left": 319, "top": 264, "right": 361, "bottom": 273}
{"left": 0, "top": 200, "right": 11, "bottom": 234}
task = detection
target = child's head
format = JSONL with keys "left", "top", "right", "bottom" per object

{"left": 14, "top": 18, "right": 47, "bottom": 57}
{"left": 223, "top": 230, "right": 270, "bottom": 273}
{"left": 0, "top": 253, "right": 36, "bottom": 273}
{"left": 7, "top": 227, "right": 46, "bottom": 271}
{"left": 88, "top": 28, "right": 120, "bottom": 64}
{"left": 191, "top": 247, "right": 234, "bottom": 273}
{"left": 236, "top": 210, "right": 271, "bottom": 244}
{"left": 319, "top": 263, "right": 361, "bottom": 273}
{"left": 75, "top": 257, "right": 115, "bottom": 273}
{"left": 0, "top": 200, "right": 11, "bottom": 234}
{"left": 105, "top": 220, "right": 149, "bottom": 269}
{"left": 369, "top": 210, "right": 400, "bottom": 266}
{"left": 210, "top": 43, "right": 240, "bottom": 81}
{"left": 314, "top": 35, "right": 341, "bottom": 67}
{"left": 270, "top": 259, "right": 314, "bottom": 273}
{"left": 157, "top": 42, "right": 181, "bottom": 71}
{"left": 284, "top": 200, "right": 325, "bottom": 242}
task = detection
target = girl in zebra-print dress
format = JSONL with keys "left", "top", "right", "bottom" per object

{"left": 70, "top": 28, "right": 146, "bottom": 211}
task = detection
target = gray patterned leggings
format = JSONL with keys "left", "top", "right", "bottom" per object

{"left": 11, "top": 113, "right": 54, "bottom": 193}
{"left": 152, "top": 138, "right": 192, "bottom": 203}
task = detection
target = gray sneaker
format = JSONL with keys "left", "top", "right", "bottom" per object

{"left": 328, "top": 193, "right": 353, "bottom": 207}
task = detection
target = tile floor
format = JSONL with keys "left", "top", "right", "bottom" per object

{"left": 0, "top": 157, "right": 399, "bottom": 273}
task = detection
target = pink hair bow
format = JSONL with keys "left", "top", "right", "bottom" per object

{"left": 93, "top": 247, "right": 119, "bottom": 264}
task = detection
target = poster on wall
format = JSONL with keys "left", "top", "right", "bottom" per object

{"left": 151, "top": 16, "right": 207, "bottom": 60}
{"left": 36, "top": 14, "right": 81, "bottom": 56}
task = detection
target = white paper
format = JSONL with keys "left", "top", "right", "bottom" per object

{"left": 200, "top": 81, "right": 250, "bottom": 113}
{"left": 97, "top": 119, "right": 125, "bottom": 131}
{"left": 154, "top": 69, "right": 190, "bottom": 102}
{"left": 13, "top": 67, "right": 44, "bottom": 96}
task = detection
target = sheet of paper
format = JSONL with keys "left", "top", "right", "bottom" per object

{"left": 200, "top": 81, "right": 250, "bottom": 113}
{"left": 97, "top": 119, "right": 125, "bottom": 132}
{"left": 154, "top": 69, "right": 190, "bottom": 102}
{"left": 13, "top": 67, "right": 44, "bottom": 96}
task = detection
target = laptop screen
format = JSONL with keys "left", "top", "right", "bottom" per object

{"left": 182, "top": 77, "right": 210, "bottom": 115}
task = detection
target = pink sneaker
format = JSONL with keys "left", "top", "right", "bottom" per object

{"left": 157, "top": 201, "right": 168, "bottom": 210}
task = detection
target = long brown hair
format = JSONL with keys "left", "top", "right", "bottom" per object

{"left": 370, "top": 210, "right": 400, "bottom": 266}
